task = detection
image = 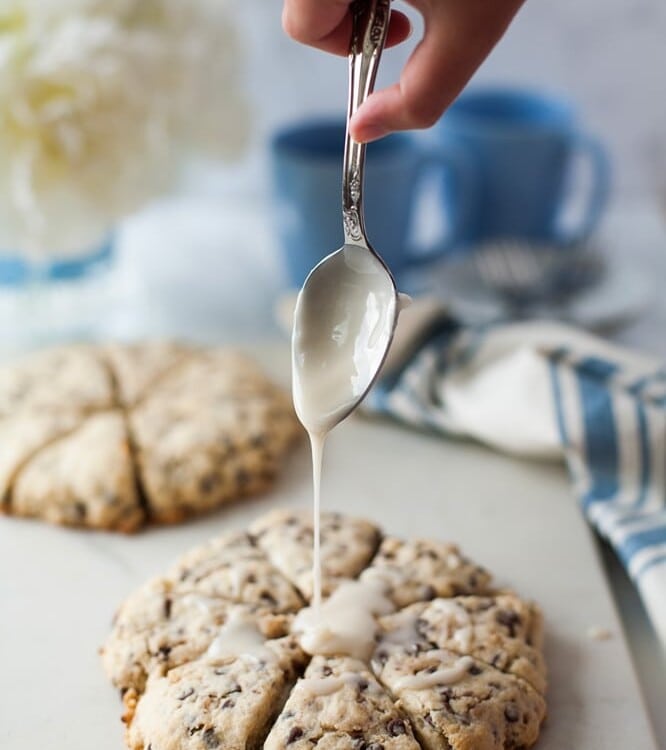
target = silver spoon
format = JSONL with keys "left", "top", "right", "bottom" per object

{"left": 292, "top": 0, "right": 401, "bottom": 437}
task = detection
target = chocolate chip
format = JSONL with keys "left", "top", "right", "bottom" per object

{"left": 322, "top": 665, "right": 333, "bottom": 676}
{"left": 375, "top": 649, "right": 388, "bottom": 665}
{"left": 247, "top": 573, "right": 257, "bottom": 584}
{"left": 157, "top": 645, "right": 171, "bottom": 660}
{"left": 467, "top": 664, "right": 483, "bottom": 676}
{"left": 286, "top": 726, "right": 304, "bottom": 743}
{"left": 164, "top": 597, "right": 172, "bottom": 619}
{"left": 495, "top": 610, "right": 521, "bottom": 637}
{"left": 199, "top": 474, "right": 218, "bottom": 494}
{"left": 422, "top": 585, "right": 436, "bottom": 600}
{"left": 504, "top": 704, "right": 520, "bottom": 723}
{"left": 177, "top": 687, "right": 194, "bottom": 700}
{"left": 73, "top": 501, "right": 87, "bottom": 520}
{"left": 387, "top": 719, "right": 406, "bottom": 736}
{"left": 221, "top": 698, "right": 235, "bottom": 709}
{"left": 259, "top": 590, "right": 277, "bottom": 606}
{"left": 426, "top": 666, "right": 437, "bottom": 674}
{"left": 203, "top": 728, "right": 219, "bottom": 747}
{"left": 235, "top": 469, "right": 250, "bottom": 486}
{"left": 358, "top": 679, "right": 369, "bottom": 691}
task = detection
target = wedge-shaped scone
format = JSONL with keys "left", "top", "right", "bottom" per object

{"left": 10, "top": 411, "right": 144, "bottom": 532}
{"left": 125, "top": 636, "right": 307, "bottom": 750}
{"left": 0, "top": 412, "right": 83, "bottom": 504}
{"left": 101, "top": 577, "right": 292, "bottom": 695}
{"left": 102, "top": 341, "right": 191, "bottom": 407}
{"left": 250, "top": 509, "right": 381, "bottom": 600}
{"left": 130, "top": 390, "right": 299, "bottom": 525}
{"left": 416, "top": 595, "right": 547, "bottom": 694}
{"left": 360, "top": 537, "right": 492, "bottom": 607}
{"left": 373, "top": 610, "right": 546, "bottom": 750}
{"left": 150, "top": 350, "right": 285, "bottom": 405}
{"left": 169, "top": 531, "right": 304, "bottom": 612}
{"left": 0, "top": 344, "right": 113, "bottom": 415}
{"left": 265, "top": 655, "right": 420, "bottom": 750}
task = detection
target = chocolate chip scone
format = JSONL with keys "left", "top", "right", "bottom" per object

{"left": 416, "top": 594, "right": 547, "bottom": 694}
{"left": 126, "top": 636, "right": 307, "bottom": 750}
{"left": 101, "top": 532, "right": 303, "bottom": 694}
{"left": 103, "top": 509, "right": 547, "bottom": 750}
{"left": 0, "top": 343, "right": 300, "bottom": 531}
{"left": 265, "top": 655, "right": 420, "bottom": 750}
{"left": 373, "top": 608, "right": 546, "bottom": 750}
{"left": 250, "top": 509, "right": 381, "bottom": 599}
{"left": 360, "top": 537, "right": 493, "bottom": 608}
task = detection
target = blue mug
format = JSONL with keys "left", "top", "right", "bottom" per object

{"left": 435, "top": 87, "right": 610, "bottom": 246}
{"left": 268, "top": 118, "right": 476, "bottom": 287}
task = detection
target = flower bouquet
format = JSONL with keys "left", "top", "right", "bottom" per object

{"left": 0, "top": 0, "right": 247, "bottom": 262}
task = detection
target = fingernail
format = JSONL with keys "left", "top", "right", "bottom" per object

{"left": 354, "top": 120, "right": 390, "bottom": 143}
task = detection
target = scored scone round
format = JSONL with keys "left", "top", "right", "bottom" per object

{"left": 0, "top": 343, "right": 300, "bottom": 532}
{"left": 101, "top": 509, "right": 548, "bottom": 750}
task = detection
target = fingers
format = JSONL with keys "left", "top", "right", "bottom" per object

{"left": 283, "top": 1, "right": 412, "bottom": 56}
{"left": 350, "top": 0, "right": 524, "bottom": 142}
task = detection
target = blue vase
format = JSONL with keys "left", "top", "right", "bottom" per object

{"left": 0, "top": 234, "right": 117, "bottom": 354}
{"left": 0, "top": 235, "right": 114, "bottom": 287}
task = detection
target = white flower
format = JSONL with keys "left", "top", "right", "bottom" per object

{"left": 0, "top": 0, "right": 248, "bottom": 256}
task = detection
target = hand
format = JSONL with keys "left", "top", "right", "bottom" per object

{"left": 282, "top": 0, "right": 525, "bottom": 142}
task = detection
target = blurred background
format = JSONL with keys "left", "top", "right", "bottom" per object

{"left": 234, "top": 0, "right": 666, "bottom": 201}
{"left": 1, "top": 0, "right": 664, "bottom": 354}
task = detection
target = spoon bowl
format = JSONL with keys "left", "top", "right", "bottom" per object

{"left": 292, "top": 243, "right": 397, "bottom": 435}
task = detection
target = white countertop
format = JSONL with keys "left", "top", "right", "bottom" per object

{"left": 1, "top": 195, "right": 664, "bottom": 747}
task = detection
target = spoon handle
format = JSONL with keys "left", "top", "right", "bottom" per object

{"left": 342, "top": 0, "right": 391, "bottom": 247}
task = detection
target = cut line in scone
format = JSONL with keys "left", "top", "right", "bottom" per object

{"left": 101, "top": 509, "right": 548, "bottom": 750}
{"left": 0, "top": 343, "right": 301, "bottom": 532}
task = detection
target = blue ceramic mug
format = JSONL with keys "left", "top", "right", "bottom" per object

{"left": 435, "top": 87, "right": 610, "bottom": 246}
{"left": 268, "top": 118, "right": 476, "bottom": 287}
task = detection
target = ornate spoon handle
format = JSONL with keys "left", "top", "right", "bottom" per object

{"left": 341, "top": 0, "right": 390, "bottom": 247}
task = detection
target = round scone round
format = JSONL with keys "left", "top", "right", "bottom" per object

{"left": 0, "top": 343, "right": 300, "bottom": 531}
{"left": 101, "top": 509, "right": 548, "bottom": 750}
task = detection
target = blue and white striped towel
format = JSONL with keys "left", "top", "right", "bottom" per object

{"left": 365, "top": 304, "right": 666, "bottom": 647}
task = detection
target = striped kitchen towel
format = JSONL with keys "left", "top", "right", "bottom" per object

{"left": 365, "top": 304, "right": 666, "bottom": 647}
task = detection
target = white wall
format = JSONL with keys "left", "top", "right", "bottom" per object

{"left": 231, "top": 0, "right": 665, "bottom": 201}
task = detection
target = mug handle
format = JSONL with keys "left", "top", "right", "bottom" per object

{"left": 403, "top": 147, "right": 477, "bottom": 266}
{"left": 555, "top": 132, "right": 611, "bottom": 246}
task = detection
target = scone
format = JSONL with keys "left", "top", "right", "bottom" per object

{"left": 0, "top": 343, "right": 300, "bottom": 531}
{"left": 102, "top": 509, "right": 548, "bottom": 750}
{"left": 265, "top": 655, "right": 420, "bottom": 750}
{"left": 250, "top": 508, "right": 381, "bottom": 599}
